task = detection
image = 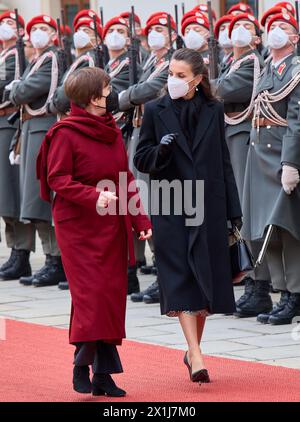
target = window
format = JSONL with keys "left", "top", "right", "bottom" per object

{"left": 61, "top": 0, "right": 90, "bottom": 28}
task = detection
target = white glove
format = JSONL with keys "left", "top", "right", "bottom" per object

{"left": 5, "top": 79, "right": 20, "bottom": 92}
{"left": 9, "top": 151, "right": 20, "bottom": 166}
{"left": 281, "top": 165, "right": 300, "bottom": 195}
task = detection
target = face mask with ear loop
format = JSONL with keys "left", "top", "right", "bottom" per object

{"left": 0, "top": 22, "right": 16, "bottom": 41}
{"left": 267, "top": 26, "right": 290, "bottom": 50}
{"left": 231, "top": 25, "right": 253, "bottom": 48}
{"left": 167, "top": 76, "right": 200, "bottom": 99}
{"left": 94, "top": 89, "right": 119, "bottom": 113}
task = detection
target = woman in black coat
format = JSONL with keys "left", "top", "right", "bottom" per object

{"left": 134, "top": 48, "right": 242, "bottom": 384}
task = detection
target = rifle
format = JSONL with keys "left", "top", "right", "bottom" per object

{"left": 254, "top": 0, "right": 259, "bottom": 20}
{"left": 56, "top": 18, "right": 68, "bottom": 75}
{"left": 61, "top": 8, "right": 73, "bottom": 67}
{"left": 100, "top": 7, "right": 104, "bottom": 26}
{"left": 14, "top": 8, "right": 26, "bottom": 75}
{"left": 174, "top": 4, "right": 185, "bottom": 49}
{"left": 92, "top": 14, "right": 104, "bottom": 69}
{"left": 296, "top": 1, "right": 300, "bottom": 58}
{"left": 7, "top": 9, "right": 26, "bottom": 126}
{"left": 207, "top": 0, "right": 219, "bottom": 80}
{"left": 128, "top": 6, "right": 139, "bottom": 85}
{"left": 181, "top": 2, "right": 185, "bottom": 16}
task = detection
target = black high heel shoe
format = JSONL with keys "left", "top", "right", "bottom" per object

{"left": 92, "top": 374, "right": 126, "bottom": 397}
{"left": 73, "top": 365, "right": 92, "bottom": 394}
{"left": 183, "top": 352, "right": 210, "bottom": 383}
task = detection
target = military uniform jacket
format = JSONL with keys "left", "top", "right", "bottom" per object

{"left": 242, "top": 53, "right": 300, "bottom": 241}
{"left": 105, "top": 50, "right": 138, "bottom": 94}
{"left": 118, "top": 50, "right": 171, "bottom": 111}
{"left": 51, "top": 49, "right": 97, "bottom": 115}
{"left": 0, "top": 45, "right": 22, "bottom": 218}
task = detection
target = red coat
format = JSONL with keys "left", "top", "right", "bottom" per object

{"left": 37, "top": 104, "right": 151, "bottom": 345}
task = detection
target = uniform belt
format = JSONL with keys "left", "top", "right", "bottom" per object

{"left": 227, "top": 111, "right": 253, "bottom": 120}
{"left": 0, "top": 106, "right": 18, "bottom": 117}
{"left": 253, "top": 118, "right": 282, "bottom": 128}
{"left": 22, "top": 111, "right": 47, "bottom": 123}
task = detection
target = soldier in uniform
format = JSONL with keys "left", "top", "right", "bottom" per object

{"left": 103, "top": 16, "right": 132, "bottom": 94}
{"left": 50, "top": 18, "right": 102, "bottom": 117}
{"left": 119, "top": 12, "right": 177, "bottom": 302}
{"left": 215, "top": 15, "right": 233, "bottom": 78}
{"left": 8, "top": 15, "right": 65, "bottom": 287}
{"left": 0, "top": 11, "right": 35, "bottom": 281}
{"left": 243, "top": 12, "right": 300, "bottom": 325}
{"left": 216, "top": 13, "right": 273, "bottom": 318}
{"left": 181, "top": 13, "right": 210, "bottom": 64}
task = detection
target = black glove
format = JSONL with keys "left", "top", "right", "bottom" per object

{"left": 231, "top": 217, "right": 243, "bottom": 231}
{"left": 158, "top": 133, "right": 178, "bottom": 158}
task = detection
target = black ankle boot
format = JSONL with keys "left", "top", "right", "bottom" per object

{"left": 235, "top": 280, "right": 273, "bottom": 318}
{"left": 131, "top": 280, "right": 158, "bottom": 302}
{"left": 0, "top": 248, "right": 18, "bottom": 272}
{"left": 269, "top": 293, "right": 300, "bottom": 325}
{"left": 0, "top": 250, "right": 31, "bottom": 281}
{"left": 20, "top": 255, "right": 52, "bottom": 286}
{"left": 73, "top": 365, "right": 92, "bottom": 394}
{"left": 257, "top": 291, "right": 290, "bottom": 324}
{"left": 127, "top": 265, "right": 140, "bottom": 295}
{"left": 92, "top": 374, "right": 126, "bottom": 397}
{"left": 235, "top": 277, "right": 255, "bottom": 308}
{"left": 33, "top": 256, "right": 66, "bottom": 287}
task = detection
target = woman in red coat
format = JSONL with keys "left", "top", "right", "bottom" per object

{"left": 36, "top": 67, "right": 152, "bottom": 397}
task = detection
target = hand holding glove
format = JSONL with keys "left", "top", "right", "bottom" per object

{"left": 158, "top": 133, "right": 178, "bottom": 158}
{"left": 9, "top": 150, "right": 20, "bottom": 166}
{"left": 281, "top": 165, "right": 300, "bottom": 195}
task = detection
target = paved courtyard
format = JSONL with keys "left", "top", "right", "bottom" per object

{"left": 0, "top": 223, "right": 300, "bottom": 370}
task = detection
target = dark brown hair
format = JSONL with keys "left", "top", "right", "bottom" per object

{"left": 171, "top": 48, "right": 216, "bottom": 101}
{"left": 64, "top": 67, "right": 111, "bottom": 107}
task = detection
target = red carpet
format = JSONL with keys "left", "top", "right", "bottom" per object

{"left": 0, "top": 319, "right": 299, "bottom": 402}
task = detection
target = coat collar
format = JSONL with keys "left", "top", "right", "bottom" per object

{"left": 157, "top": 94, "right": 215, "bottom": 160}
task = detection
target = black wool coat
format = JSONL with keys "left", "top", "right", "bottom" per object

{"left": 134, "top": 94, "right": 242, "bottom": 315}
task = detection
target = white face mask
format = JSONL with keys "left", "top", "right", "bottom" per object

{"left": 267, "top": 26, "right": 289, "bottom": 50}
{"left": 168, "top": 76, "right": 196, "bottom": 99}
{"left": 148, "top": 30, "right": 166, "bottom": 51}
{"left": 218, "top": 29, "right": 232, "bottom": 48}
{"left": 31, "top": 29, "right": 50, "bottom": 49}
{"left": 73, "top": 30, "right": 91, "bottom": 49}
{"left": 184, "top": 29, "right": 206, "bottom": 50}
{"left": 0, "top": 22, "right": 16, "bottom": 41}
{"left": 105, "top": 31, "right": 126, "bottom": 50}
{"left": 231, "top": 25, "right": 252, "bottom": 48}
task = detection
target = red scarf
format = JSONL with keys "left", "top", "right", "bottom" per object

{"left": 36, "top": 103, "right": 121, "bottom": 203}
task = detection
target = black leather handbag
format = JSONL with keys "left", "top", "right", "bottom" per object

{"left": 229, "top": 228, "right": 254, "bottom": 284}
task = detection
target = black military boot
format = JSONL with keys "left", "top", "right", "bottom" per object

{"left": 131, "top": 280, "right": 159, "bottom": 302}
{"left": 235, "top": 280, "right": 273, "bottom": 318}
{"left": 140, "top": 264, "right": 155, "bottom": 275}
{"left": 269, "top": 293, "right": 300, "bottom": 325}
{"left": 32, "top": 256, "right": 66, "bottom": 287}
{"left": 235, "top": 277, "right": 255, "bottom": 308}
{"left": 0, "top": 248, "right": 18, "bottom": 272}
{"left": 143, "top": 282, "right": 160, "bottom": 304}
{"left": 127, "top": 265, "right": 140, "bottom": 295}
{"left": 20, "top": 254, "right": 52, "bottom": 286}
{"left": 73, "top": 365, "right": 92, "bottom": 394}
{"left": 0, "top": 250, "right": 31, "bottom": 281}
{"left": 257, "top": 291, "right": 290, "bottom": 324}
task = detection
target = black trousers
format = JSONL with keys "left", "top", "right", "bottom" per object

{"left": 74, "top": 341, "right": 123, "bottom": 375}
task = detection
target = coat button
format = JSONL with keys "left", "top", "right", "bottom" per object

{"left": 267, "top": 125, "right": 271, "bottom": 129}
{"left": 251, "top": 142, "right": 255, "bottom": 146}
{"left": 267, "top": 144, "right": 271, "bottom": 148}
